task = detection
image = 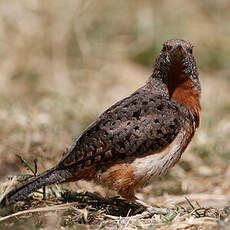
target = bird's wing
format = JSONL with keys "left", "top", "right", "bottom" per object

{"left": 58, "top": 90, "right": 184, "bottom": 170}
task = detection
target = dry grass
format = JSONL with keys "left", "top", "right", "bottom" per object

{"left": 0, "top": 0, "right": 230, "bottom": 229}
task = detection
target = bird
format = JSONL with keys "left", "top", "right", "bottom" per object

{"left": 0, "top": 38, "right": 201, "bottom": 209}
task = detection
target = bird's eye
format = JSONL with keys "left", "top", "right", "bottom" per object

{"left": 162, "top": 45, "right": 172, "bottom": 52}
{"left": 189, "top": 48, "right": 193, "bottom": 54}
{"left": 167, "top": 45, "right": 172, "bottom": 51}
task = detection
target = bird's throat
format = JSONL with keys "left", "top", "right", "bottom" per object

{"left": 166, "top": 65, "right": 201, "bottom": 127}
{"left": 171, "top": 77, "right": 200, "bottom": 123}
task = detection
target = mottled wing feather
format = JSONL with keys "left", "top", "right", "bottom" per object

{"left": 58, "top": 90, "right": 183, "bottom": 171}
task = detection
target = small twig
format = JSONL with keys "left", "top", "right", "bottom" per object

{"left": 185, "top": 197, "right": 195, "bottom": 210}
{"left": 100, "top": 213, "right": 119, "bottom": 220}
{"left": 196, "top": 200, "right": 201, "bottom": 208}
{"left": 42, "top": 186, "right": 46, "bottom": 200}
{"left": 185, "top": 197, "right": 204, "bottom": 218}
{"left": 16, "top": 154, "right": 36, "bottom": 176}
{"left": 126, "top": 208, "right": 132, "bottom": 217}
{"left": 33, "top": 159, "right": 38, "bottom": 176}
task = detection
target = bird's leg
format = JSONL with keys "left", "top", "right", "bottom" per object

{"left": 133, "top": 198, "right": 167, "bottom": 218}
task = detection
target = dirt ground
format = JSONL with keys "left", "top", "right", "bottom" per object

{"left": 0, "top": 1, "right": 230, "bottom": 229}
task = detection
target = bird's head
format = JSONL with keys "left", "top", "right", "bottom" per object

{"left": 152, "top": 38, "right": 201, "bottom": 95}
{"left": 153, "top": 39, "right": 200, "bottom": 89}
{"left": 162, "top": 39, "right": 193, "bottom": 63}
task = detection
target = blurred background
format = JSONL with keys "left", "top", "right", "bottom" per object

{"left": 0, "top": 0, "right": 230, "bottom": 207}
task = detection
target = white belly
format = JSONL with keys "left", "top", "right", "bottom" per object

{"left": 132, "top": 128, "right": 189, "bottom": 185}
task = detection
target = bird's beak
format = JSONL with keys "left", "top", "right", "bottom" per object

{"left": 170, "top": 45, "right": 186, "bottom": 61}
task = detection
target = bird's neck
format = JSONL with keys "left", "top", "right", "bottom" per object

{"left": 145, "top": 76, "right": 169, "bottom": 97}
{"left": 147, "top": 70, "right": 201, "bottom": 127}
{"left": 167, "top": 71, "right": 201, "bottom": 128}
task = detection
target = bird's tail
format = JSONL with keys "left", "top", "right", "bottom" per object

{"left": 0, "top": 167, "right": 73, "bottom": 208}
